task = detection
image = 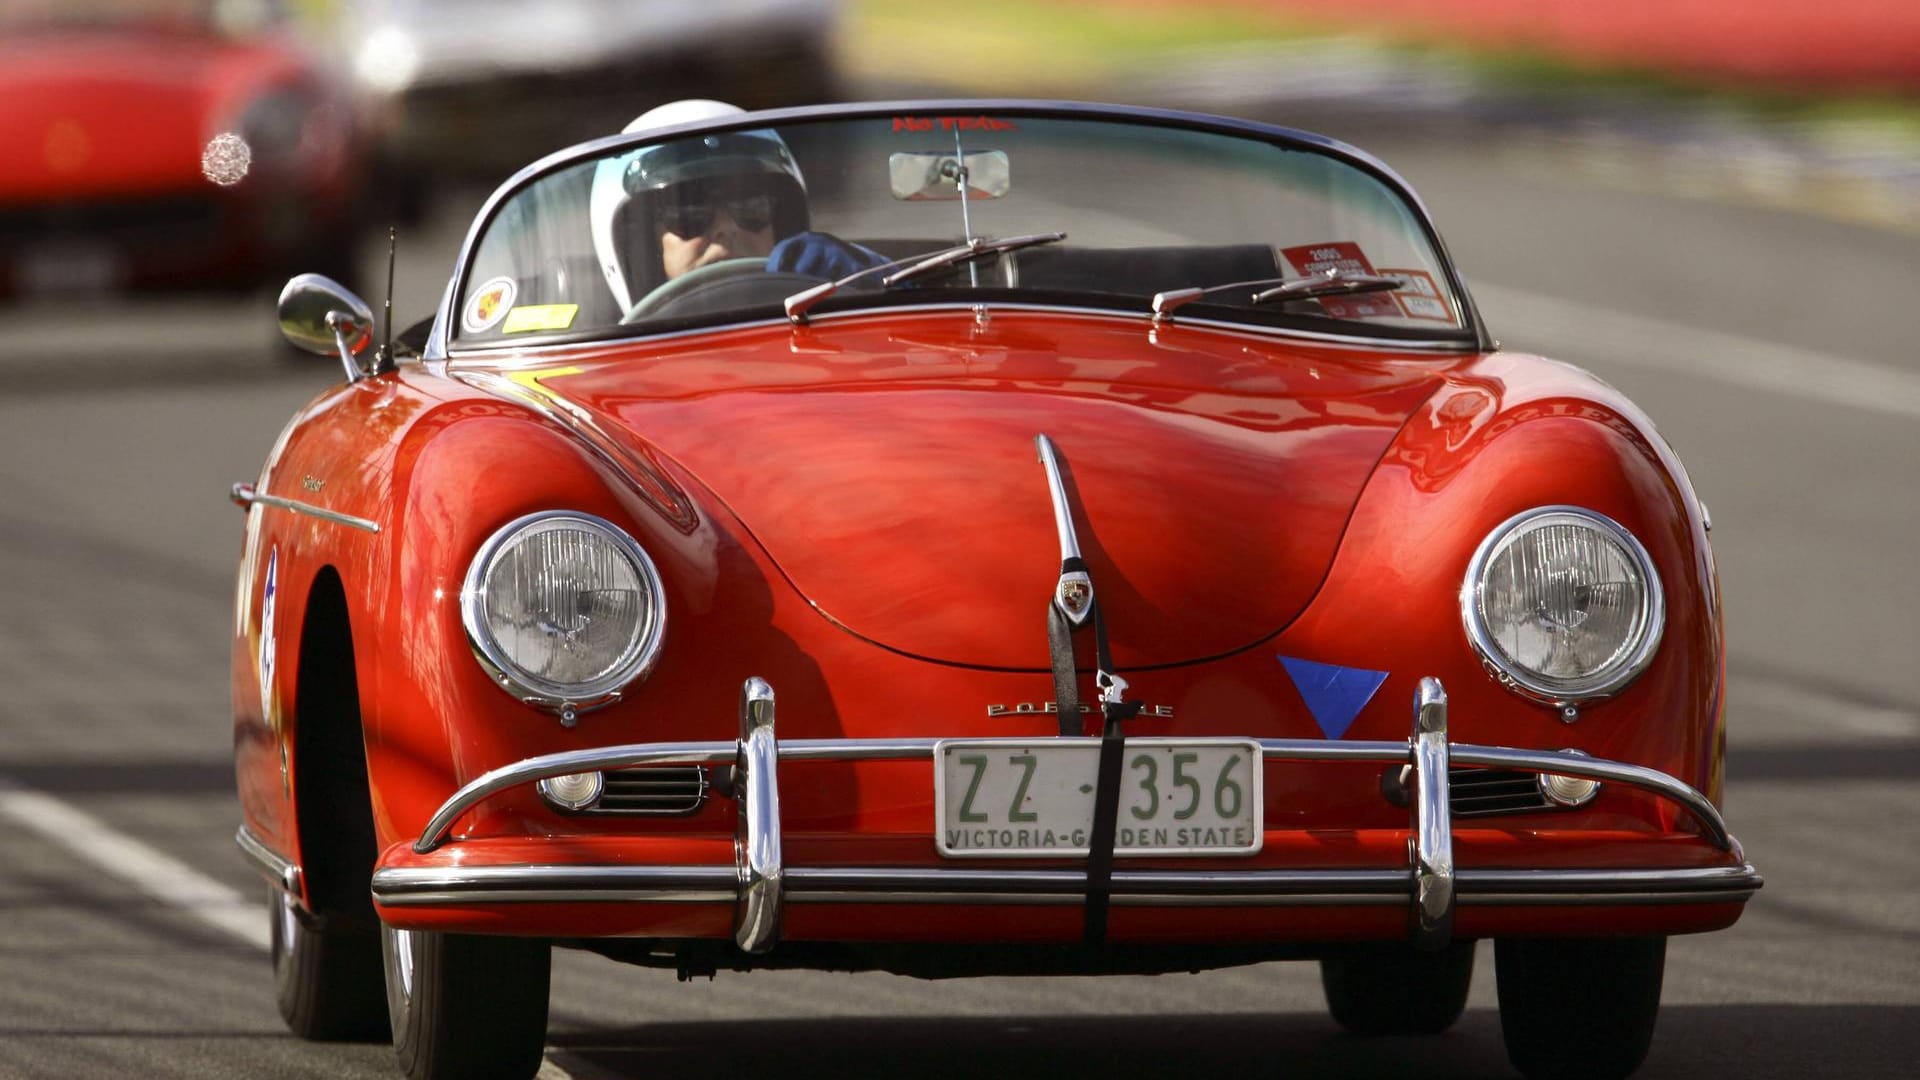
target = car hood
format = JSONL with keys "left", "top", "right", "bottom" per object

{"left": 504, "top": 313, "right": 1453, "bottom": 669}
{"left": 0, "top": 30, "right": 271, "bottom": 200}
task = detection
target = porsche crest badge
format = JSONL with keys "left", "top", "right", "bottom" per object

{"left": 1055, "top": 570, "right": 1093, "bottom": 624}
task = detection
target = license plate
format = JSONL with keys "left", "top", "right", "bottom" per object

{"left": 935, "top": 738, "right": 1262, "bottom": 858}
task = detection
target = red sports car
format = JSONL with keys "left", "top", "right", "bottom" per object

{"left": 233, "top": 100, "right": 1759, "bottom": 1080}
{"left": 0, "top": 0, "right": 367, "bottom": 297}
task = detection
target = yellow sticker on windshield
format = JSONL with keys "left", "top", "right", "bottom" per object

{"left": 502, "top": 304, "right": 579, "bottom": 333}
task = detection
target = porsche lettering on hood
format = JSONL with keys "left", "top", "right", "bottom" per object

{"left": 507, "top": 316, "right": 1449, "bottom": 670}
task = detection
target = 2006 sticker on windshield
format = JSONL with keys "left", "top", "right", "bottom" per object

{"left": 1376, "top": 268, "right": 1453, "bottom": 322}
{"left": 1280, "top": 242, "right": 1402, "bottom": 320}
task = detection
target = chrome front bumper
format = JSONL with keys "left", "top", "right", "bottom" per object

{"left": 359, "top": 677, "right": 1762, "bottom": 955}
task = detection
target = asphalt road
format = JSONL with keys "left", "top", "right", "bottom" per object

{"left": 0, "top": 107, "right": 1915, "bottom": 1079}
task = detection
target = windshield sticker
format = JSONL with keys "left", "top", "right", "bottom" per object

{"left": 1377, "top": 268, "right": 1453, "bottom": 322}
{"left": 892, "top": 115, "right": 1018, "bottom": 133}
{"left": 462, "top": 276, "right": 516, "bottom": 333}
{"left": 502, "top": 304, "right": 579, "bottom": 334}
{"left": 1281, "top": 242, "right": 1402, "bottom": 320}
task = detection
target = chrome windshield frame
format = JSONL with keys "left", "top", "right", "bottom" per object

{"left": 424, "top": 99, "right": 1495, "bottom": 362}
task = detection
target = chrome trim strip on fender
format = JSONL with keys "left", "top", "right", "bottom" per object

{"left": 734, "top": 677, "right": 783, "bottom": 954}
{"left": 235, "top": 824, "right": 302, "bottom": 894}
{"left": 230, "top": 483, "right": 380, "bottom": 534}
{"left": 370, "top": 862, "right": 1762, "bottom": 908}
{"left": 1409, "top": 677, "right": 1454, "bottom": 949}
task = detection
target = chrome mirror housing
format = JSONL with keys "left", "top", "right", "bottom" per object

{"left": 278, "top": 273, "right": 377, "bottom": 381}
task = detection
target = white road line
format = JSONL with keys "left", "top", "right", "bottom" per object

{"left": 0, "top": 775, "right": 594, "bottom": 1075}
{"left": 1473, "top": 282, "right": 1920, "bottom": 421}
{"left": 0, "top": 776, "right": 269, "bottom": 950}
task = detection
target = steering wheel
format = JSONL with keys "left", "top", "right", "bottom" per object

{"left": 622, "top": 258, "right": 816, "bottom": 324}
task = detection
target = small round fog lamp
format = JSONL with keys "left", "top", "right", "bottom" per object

{"left": 1538, "top": 754, "right": 1600, "bottom": 808}
{"left": 538, "top": 771, "right": 604, "bottom": 811}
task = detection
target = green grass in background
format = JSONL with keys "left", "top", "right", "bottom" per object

{"left": 842, "top": 0, "right": 1321, "bottom": 94}
{"left": 844, "top": 0, "right": 1920, "bottom": 145}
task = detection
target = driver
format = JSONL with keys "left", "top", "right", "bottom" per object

{"left": 590, "top": 99, "right": 884, "bottom": 313}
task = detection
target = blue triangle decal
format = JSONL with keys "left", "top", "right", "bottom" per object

{"left": 1279, "top": 656, "right": 1389, "bottom": 740}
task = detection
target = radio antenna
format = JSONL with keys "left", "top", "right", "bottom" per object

{"left": 380, "top": 225, "right": 397, "bottom": 371}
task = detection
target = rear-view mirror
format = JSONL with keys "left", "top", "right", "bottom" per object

{"left": 889, "top": 151, "right": 1011, "bottom": 201}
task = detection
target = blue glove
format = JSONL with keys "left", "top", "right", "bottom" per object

{"left": 767, "top": 231, "right": 888, "bottom": 280}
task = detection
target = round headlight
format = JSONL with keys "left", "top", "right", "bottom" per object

{"left": 462, "top": 511, "right": 666, "bottom": 714}
{"left": 1462, "top": 507, "right": 1663, "bottom": 703}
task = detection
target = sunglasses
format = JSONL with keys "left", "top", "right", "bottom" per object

{"left": 657, "top": 189, "right": 774, "bottom": 237}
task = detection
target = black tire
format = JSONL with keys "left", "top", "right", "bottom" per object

{"left": 383, "top": 923, "right": 551, "bottom": 1080}
{"left": 270, "top": 885, "right": 389, "bottom": 1041}
{"left": 1320, "top": 939, "right": 1475, "bottom": 1035}
{"left": 1496, "top": 936, "right": 1666, "bottom": 1080}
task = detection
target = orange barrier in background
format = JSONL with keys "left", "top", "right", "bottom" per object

{"left": 1202, "top": 0, "right": 1920, "bottom": 92}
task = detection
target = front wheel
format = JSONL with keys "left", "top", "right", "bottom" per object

{"left": 1496, "top": 936, "right": 1666, "bottom": 1080}
{"left": 270, "top": 885, "right": 388, "bottom": 1041}
{"left": 382, "top": 923, "right": 551, "bottom": 1080}
{"left": 1319, "top": 939, "right": 1475, "bottom": 1035}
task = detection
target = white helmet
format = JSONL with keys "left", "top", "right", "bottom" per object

{"left": 589, "top": 100, "right": 808, "bottom": 310}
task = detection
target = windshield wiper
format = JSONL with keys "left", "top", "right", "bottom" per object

{"left": 1150, "top": 268, "right": 1405, "bottom": 325}
{"left": 784, "top": 232, "right": 1067, "bottom": 325}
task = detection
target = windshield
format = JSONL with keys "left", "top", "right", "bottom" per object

{"left": 453, "top": 109, "right": 1470, "bottom": 347}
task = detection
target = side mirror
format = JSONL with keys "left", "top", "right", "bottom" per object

{"left": 278, "top": 273, "right": 378, "bottom": 381}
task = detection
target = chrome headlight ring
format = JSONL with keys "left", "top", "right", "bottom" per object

{"left": 461, "top": 510, "right": 667, "bottom": 721}
{"left": 1461, "top": 506, "right": 1664, "bottom": 706}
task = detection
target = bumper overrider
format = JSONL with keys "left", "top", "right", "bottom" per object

{"left": 284, "top": 677, "right": 1765, "bottom": 955}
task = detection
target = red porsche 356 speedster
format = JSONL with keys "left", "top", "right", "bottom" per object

{"left": 232, "top": 100, "right": 1759, "bottom": 1080}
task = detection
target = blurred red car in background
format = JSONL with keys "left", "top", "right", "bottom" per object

{"left": 0, "top": 0, "right": 371, "bottom": 298}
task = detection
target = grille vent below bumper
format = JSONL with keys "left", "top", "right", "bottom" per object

{"left": 584, "top": 766, "right": 708, "bottom": 815}
{"left": 1450, "top": 767, "right": 1552, "bottom": 817}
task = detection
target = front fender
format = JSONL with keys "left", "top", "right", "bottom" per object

{"left": 1272, "top": 351, "right": 1721, "bottom": 813}
{"left": 350, "top": 378, "right": 825, "bottom": 853}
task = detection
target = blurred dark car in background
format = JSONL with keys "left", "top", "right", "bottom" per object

{"left": 0, "top": 0, "right": 373, "bottom": 298}
{"left": 347, "top": 0, "right": 841, "bottom": 184}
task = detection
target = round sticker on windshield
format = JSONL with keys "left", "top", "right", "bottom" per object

{"left": 462, "top": 276, "right": 516, "bottom": 333}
